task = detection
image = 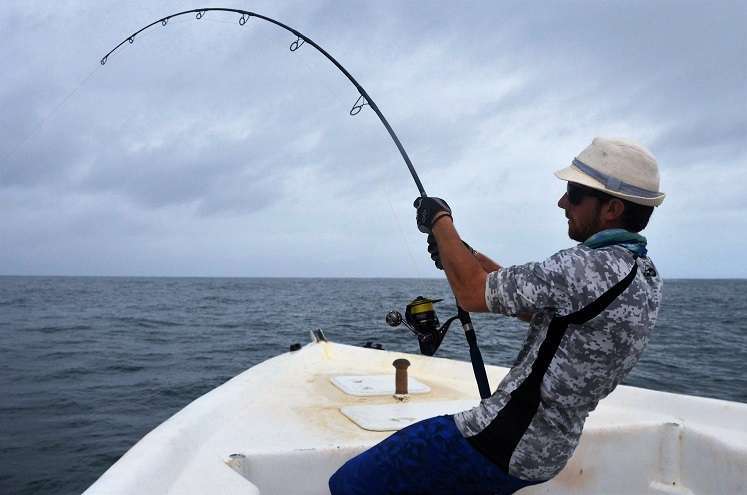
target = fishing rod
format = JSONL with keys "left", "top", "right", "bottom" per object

{"left": 101, "top": 7, "right": 491, "bottom": 399}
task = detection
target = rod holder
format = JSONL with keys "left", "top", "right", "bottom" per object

{"left": 393, "top": 358, "right": 411, "bottom": 396}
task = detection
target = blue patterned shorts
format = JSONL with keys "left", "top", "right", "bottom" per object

{"left": 329, "top": 415, "right": 542, "bottom": 495}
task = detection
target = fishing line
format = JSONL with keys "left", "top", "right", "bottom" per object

{"left": 0, "top": 66, "right": 100, "bottom": 167}
{"left": 276, "top": 33, "right": 424, "bottom": 276}
{"left": 285, "top": 40, "right": 425, "bottom": 276}
{"left": 0, "top": 15, "right": 200, "bottom": 169}
{"left": 383, "top": 178, "right": 428, "bottom": 279}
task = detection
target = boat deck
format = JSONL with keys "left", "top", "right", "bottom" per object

{"left": 84, "top": 340, "right": 747, "bottom": 494}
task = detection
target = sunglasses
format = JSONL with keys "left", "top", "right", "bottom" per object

{"left": 566, "top": 182, "right": 610, "bottom": 205}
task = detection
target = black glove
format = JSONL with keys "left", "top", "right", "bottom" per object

{"left": 427, "top": 234, "right": 477, "bottom": 270}
{"left": 413, "top": 196, "right": 451, "bottom": 233}
{"left": 427, "top": 234, "right": 444, "bottom": 270}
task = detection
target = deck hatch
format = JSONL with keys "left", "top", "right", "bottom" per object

{"left": 341, "top": 400, "right": 479, "bottom": 431}
{"left": 331, "top": 375, "right": 431, "bottom": 396}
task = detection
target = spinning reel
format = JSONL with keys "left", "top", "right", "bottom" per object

{"left": 386, "top": 296, "right": 460, "bottom": 356}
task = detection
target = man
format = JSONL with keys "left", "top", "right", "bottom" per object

{"left": 330, "top": 137, "right": 665, "bottom": 494}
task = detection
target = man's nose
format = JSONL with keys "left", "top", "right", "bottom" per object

{"left": 558, "top": 192, "right": 569, "bottom": 209}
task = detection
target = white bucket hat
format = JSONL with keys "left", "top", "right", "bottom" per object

{"left": 554, "top": 137, "right": 665, "bottom": 207}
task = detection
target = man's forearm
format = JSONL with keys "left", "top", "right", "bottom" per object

{"left": 431, "top": 215, "right": 489, "bottom": 312}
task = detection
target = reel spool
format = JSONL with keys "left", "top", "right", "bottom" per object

{"left": 386, "top": 296, "right": 459, "bottom": 356}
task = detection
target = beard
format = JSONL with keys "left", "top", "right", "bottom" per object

{"left": 567, "top": 206, "right": 603, "bottom": 242}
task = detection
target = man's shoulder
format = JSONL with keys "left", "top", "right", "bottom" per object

{"left": 543, "top": 244, "right": 633, "bottom": 276}
{"left": 498, "top": 245, "right": 632, "bottom": 287}
{"left": 536, "top": 245, "right": 641, "bottom": 309}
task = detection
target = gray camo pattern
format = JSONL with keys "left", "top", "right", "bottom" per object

{"left": 454, "top": 245, "right": 662, "bottom": 480}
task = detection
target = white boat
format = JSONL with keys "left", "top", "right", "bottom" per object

{"left": 84, "top": 331, "right": 747, "bottom": 495}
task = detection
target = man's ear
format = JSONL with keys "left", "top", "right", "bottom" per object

{"left": 604, "top": 198, "right": 626, "bottom": 222}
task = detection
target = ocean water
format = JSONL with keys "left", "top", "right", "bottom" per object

{"left": 1, "top": 276, "right": 745, "bottom": 494}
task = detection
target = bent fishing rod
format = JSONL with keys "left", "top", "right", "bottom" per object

{"left": 101, "top": 7, "right": 491, "bottom": 399}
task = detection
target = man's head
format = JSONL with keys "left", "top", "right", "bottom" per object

{"left": 555, "top": 137, "right": 664, "bottom": 242}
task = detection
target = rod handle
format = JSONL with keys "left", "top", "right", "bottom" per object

{"left": 457, "top": 305, "right": 491, "bottom": 399}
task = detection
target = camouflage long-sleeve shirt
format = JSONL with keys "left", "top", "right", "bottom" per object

{"left": 454, "top": 244, "right": 662, "bottom": 481}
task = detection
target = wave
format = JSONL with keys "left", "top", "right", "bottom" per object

{"left": 109, "top": 316, "right": 182, "bottom": 328}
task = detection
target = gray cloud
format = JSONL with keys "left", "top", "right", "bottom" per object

{"left": 1, "top": 0, "right": 745, "bottom": 277}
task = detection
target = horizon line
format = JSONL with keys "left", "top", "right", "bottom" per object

{"left": 1, "top": 274, "right": 745, "bottom": 281}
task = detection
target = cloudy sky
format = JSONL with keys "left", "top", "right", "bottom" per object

{"left": 1, "top": 1, "right": 745, "bottom": 278}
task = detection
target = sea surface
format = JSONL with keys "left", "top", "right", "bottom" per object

{"left": 1, "top": 276, "right": 746, "bottom": 494}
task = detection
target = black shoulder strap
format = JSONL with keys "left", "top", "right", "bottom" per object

{"left": 558, "top": 257, "right": 639, "bottom": 326}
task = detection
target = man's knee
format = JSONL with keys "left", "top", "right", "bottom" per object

{"left": 328, "top": 467, "right": 343, "bottom": 495}
{"left": 328, "top": 458, "right": 363, "bottom": 495}
{"left": 329, "top": 464, "right": 347, "bottom": 495}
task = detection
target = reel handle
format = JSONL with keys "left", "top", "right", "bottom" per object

{"left": 386, "top": 310, "right": 404, "bottom": 328}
